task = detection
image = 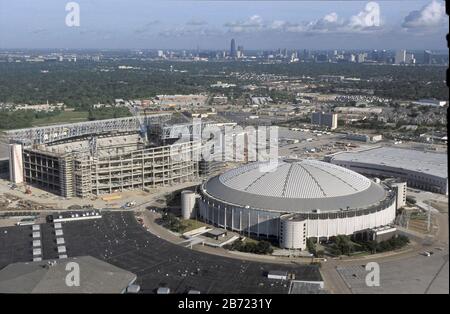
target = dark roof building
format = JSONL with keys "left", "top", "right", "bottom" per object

{"left": 0, "top": 256, "right": 137, "bottom": 293}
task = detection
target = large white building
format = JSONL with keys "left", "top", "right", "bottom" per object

{"left": 198, "top": 159, "right": 396, "bottom": 250}
{"left": 328, "top": 146, "right": 448, "bottom": 195}
{"left": 311, "top": 112, "right": 338, "bottom": 130}
{"left": 394, "top": 50, "right": 415, "bottom": 65}
{"left": 395, "top": 50, "right": 406, "bottom": 64}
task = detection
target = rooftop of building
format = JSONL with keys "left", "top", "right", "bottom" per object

{"left": 330, "top": 146, "right": 447, "bottom": 179}
{"left": 0, "top": 256, "right": 136, "bottom": 293}
{"left": 203, "top": 159, "right": 388, "bottom": 213}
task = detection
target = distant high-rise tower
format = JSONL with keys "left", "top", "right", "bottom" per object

{"left": 395, "top": 50, "right": 406, "bottom": 64}
{"left": 237, "top": 45, "right": 244, "bottom": 58}
{"left": 424, "top": 50, "right": 433, "bottom": 65}
{"left": 311, "top": 112, "right": 338, "bottom": 130}
{"left": 230, "top": 39, "right": 237, "bottom": 58}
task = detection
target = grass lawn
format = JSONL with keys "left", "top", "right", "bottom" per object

{"left": 33, "top": 111, "right": 89, "bottom": 126}
{"left": 348, "top": 251, "right": 371, "bottom": 257}
{"left": 241, "top": 237, "right": 259, "bottom": 244}
{"left": 180, "top": 219, "right": 207, "bottom": 232}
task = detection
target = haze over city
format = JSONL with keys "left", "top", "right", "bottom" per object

{"left": 0, "top": 0, "right": 447, "bottom": 50}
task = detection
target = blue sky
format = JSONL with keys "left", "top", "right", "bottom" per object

{"left": 0, "top": 0, "right": 447, "bottom": 49}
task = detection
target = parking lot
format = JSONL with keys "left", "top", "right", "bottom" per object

{"left": 0, "top": 225, "right": 33, "bottom": 267}
{"left": 0, "top": 212, "right": 323, "bottom": 294}
{"left": 336, "top": 248, "right": 449, "bottom": 294}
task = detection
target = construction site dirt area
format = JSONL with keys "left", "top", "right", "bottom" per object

{"left": 0, "top": 177, "right": 201, "bottom": 211}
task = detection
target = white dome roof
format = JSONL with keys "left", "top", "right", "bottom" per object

{"left": 219, "top": 159, "right": 371, "bottom": 199}
{"left": 203, "top": 159, "right": 387, "bottom": 213}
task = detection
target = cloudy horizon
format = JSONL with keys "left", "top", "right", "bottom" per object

{"left": 0, "top": 0, "right": 447, "bottom": 50}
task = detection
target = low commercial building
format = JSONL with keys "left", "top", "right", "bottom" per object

{"left": 0, "top": 256, "right": 137, "bottom": 293}
{"left": 369, "top": 226, "right": 397, "bottom": 243}
{"left": 345, "top": 133, "right": 383, "bottom": 143}
{"left": 412, "top": 99, "right": 447, "bottom": 107}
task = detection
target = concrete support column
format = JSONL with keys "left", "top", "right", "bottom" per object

{"left": 256, "top": 213, "right": 259, "bottom": 237}
{"left": 231, "top": 208, "right": 234, "bottom": 230}
{"left": 239, "top": 211, "right": 242, "bottom": 232}
{"left": 248, "top": 212, "right": 251, "bottom": 236}
{"left": 224, "top": 207, "right": 227, "bottom": 230}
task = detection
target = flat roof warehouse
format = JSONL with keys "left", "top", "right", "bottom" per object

{"left": 329, "top": 146, "right": 448, "bottom": 195}
{"left": 331, "top": 146, "right": 447, "bottom": 179}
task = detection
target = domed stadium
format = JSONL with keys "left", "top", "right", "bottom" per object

{"left": 198, "top": 159, "right": 397, "bottom": 250}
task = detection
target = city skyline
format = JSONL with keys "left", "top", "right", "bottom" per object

{"left": 0, "top": 0, "right": 447, "bottom": 50}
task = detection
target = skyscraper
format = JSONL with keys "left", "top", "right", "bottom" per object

{"left": 237, "top": 45, "right": 244, "bottom": 58}
{"left": 230, "top": 39, "right": 237, "bottom": 58}
{"left": 395, "top": 50, "right": 406, "bottom": 64}
{"left": 405, "top": 52, "right": 415, "bottom": 64}
{"left": 424, "top": 50, "right": 433, "bottom": 65}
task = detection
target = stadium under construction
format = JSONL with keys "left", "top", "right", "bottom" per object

{"left": 3, "top": 114, "right": 215, "bottom": 198}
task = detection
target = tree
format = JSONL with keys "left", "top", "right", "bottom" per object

{"left": 256, "top": 241, "right": 274, "bottom": 254}
{"left": 306, "top": 238, "right": 317, "bottom": 256}
{"left": 225, "top": 239, "right": 273, "bottom": 255}
{"left": 365, "top": 241, "right": 378, "bottom": 254}
{"left": 161, "top": 212, "right": 183, "bottom": 232}
{"left": 333, "top": 235, "right": 354, "bottom": 256}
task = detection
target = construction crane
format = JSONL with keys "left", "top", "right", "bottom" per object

{"left": 127, "top": 95, "right": 170, "bottom": 144}
{"left": 127, "top": 103, "right": 149, "bottom": 143}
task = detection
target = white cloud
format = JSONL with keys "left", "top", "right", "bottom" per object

{"left": 284, "top": 2, "right": 381, "bottom": 34}
{"left": 347, "top": 2, "right": 381, "bottom": 30}
{"left": 307, "top": 2, "right": 381, "bottom": 33}
{"left": 269, "top": 20, "right": 287, "bottom": 30}
{"left": 309, "top": 12, "right": 344, "bottom": 32}
{"left": 402, "top": 0, "right": 446, "bottom": 29}
{"left": 223, "top": 2, "right": 383, "bottom": 35}
{"left": 160, "top": 2, "right": 387, "bottom": 39}
{"left": 284, "top": 22, "right": 308, "bottom": 33}
{"left": 224, "top": 15, "right": 264, "bottom": 33}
